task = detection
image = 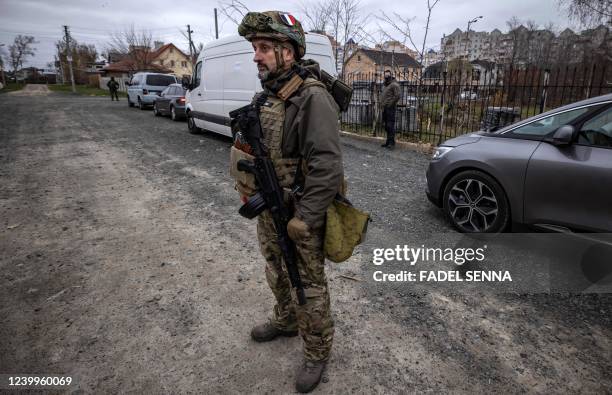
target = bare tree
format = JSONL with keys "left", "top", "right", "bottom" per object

{"left": 523, "top": 20, "right": 539, "bottom": 66}
{"left": 338, "top": 0, "right": 365, "bottom": 76}
{"left": 531, "top": 22, "right": 557, "bottom": 66}
{"left": 353, "top": 25, "right": 388, "bottom": 74}
{"left": 505, "top": 16, "right": 523, "bottom": 66}
{"left": 217, "top": 0, "right": 250, "bottom": 26}
{"left": 377, "top": 0, "right": 439, "bottom": 118}
{"left": 9, "top": 35, "right": 36, "bottom": 74}
{"left": 297, "top": 0, "right": 332, "bottom": 32}
{"left": 107, "top": 25, "right": 156, "bottom": 73}
{"left": 558, "top": 0, "right": 612, "bottom": 27}
{"left": 327, "top": 0, "right": 343, "bottom": 72}
{"left": 377, "top": 0, "right": 440, "bottom": 67}
{"left": 56, "top": 37, "right": 97, "bottom": 84}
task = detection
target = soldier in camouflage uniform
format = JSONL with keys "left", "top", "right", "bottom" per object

{"left": 234, "top": 11, "right": 344, "bottom": 393}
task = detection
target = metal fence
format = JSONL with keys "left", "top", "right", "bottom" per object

{"left": 341, "top": 64, "right": 612, "bottom": 145}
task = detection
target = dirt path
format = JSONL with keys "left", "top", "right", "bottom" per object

{"left": 0, "top": 93, "right": 610, "bottom": 393}
{"left": 6, "top": 83, "right": 51, "bottom": 96}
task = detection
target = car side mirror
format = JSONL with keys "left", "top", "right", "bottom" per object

{"left": 182, "top": 76, "right": 191, "bottom": 91}
{"left": 550, "top": 125, "right": 576, "bottom": 146}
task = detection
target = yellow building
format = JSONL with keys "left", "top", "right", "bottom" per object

{"left": 151, "top": 43, "right": 192, "bottom": 78}
{"left": 343, "top": 48, "right": 422, "bottom": 80}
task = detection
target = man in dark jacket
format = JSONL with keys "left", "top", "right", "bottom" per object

{"left": 380, "top": 70, "right": 400, "bottom": 148}
{"left": 231, "top": 11, "right": 344, "bottom": 393}
{"left": 106, "top": 76, "right": 119, "bottom": 101}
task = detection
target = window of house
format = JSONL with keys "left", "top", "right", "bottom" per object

{"left": 181, "top": 61, "right": 187, "bottom": 68}
{"left": 171, "top": 60, "right": 175, "bottom": 67}
{"left": 357, "top": 55, "right": 361, "bottom": 61}
{"left": 159, "top": 59, "right": 164, "bottom": 65}
{"left": 170, "top": 47, "right": 174, "bottom": 53}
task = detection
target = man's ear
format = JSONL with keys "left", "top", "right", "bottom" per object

{"left": 282, "top": 46, "right": 295, "bottom": 63}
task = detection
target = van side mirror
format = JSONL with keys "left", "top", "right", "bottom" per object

{"left": 182, "top": 76, "right": 191, "bottom": 90}
{"left": 550, "top": 125, "right": 576, "bottom": 146}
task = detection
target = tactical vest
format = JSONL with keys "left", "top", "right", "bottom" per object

{"left": 258, "top": 76, "right": 326, "bottom": 189}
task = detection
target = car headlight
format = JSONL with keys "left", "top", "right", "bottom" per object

{"left": 432, "top": 146, "right": 453, "bottom": 160}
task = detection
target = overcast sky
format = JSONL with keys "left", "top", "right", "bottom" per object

{"left": 0, "top": 0, "right": 578, "bottom": 69}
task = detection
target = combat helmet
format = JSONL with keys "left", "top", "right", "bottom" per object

{"left": 238, "top": 11, "right": 306, "bottom": 59}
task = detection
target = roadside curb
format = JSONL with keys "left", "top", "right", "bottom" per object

{"left": 339, "top": 130, "right": 435, "bottom": 155}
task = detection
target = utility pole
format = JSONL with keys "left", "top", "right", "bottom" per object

{"left": 63, "top": 25, "right": 76, "bottom": 93}
{"left": 214, "top": 8, "right": 219, "bottom": 39}
{"left": 186, "top": 24, "right": 196, "bottom": 76}
{"left": 187, "top": 24, "right": 194, "bottom": 61}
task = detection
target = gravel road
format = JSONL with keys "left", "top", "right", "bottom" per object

{"left": 1, "top": 86, "right": 610, "bottom": 393}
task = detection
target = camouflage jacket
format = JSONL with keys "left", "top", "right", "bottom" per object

{"left": 261, "top": 60, "right": 344, "bottom": 229}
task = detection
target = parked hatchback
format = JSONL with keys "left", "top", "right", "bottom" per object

{"left": 426, "top": 93, "right": 612, "bottom": 233}
{"left": 127, "top": 72, "right": 177, "bottom": 110}
{"left": 153, "top": 84, "right": 186, "bottom": 121}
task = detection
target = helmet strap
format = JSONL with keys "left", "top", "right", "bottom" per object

{"left": 273, "top": 44, "right": 286, "bottom": 71}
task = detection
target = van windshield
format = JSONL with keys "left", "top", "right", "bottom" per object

{"left": 146, "top": 75, "right": 176, "bottom": 86}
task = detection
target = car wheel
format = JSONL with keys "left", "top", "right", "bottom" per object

{"left": 443, "top": 170, "right": 510, "bottom": 233}
{"left": 171, "top": 106, "right": 179, "bottom": 121}
{"left": 138, "top": 97, "right": 146, "bottom": 110}
{"left": 187, "top": 111, "right": 200, "bottom": 134}
{"left": 153, "top": 103, "right": 161, "bottom": 116}
{"left": 128, "top": 96, "right": 134, "bottom": 107}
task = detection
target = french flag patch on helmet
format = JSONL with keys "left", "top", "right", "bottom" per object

{"left": 280, "top": 13, "right": 296, "bottom": 26}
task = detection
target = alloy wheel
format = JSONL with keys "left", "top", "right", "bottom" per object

{"left": 447, "top": 178, "right": 499, "bottom": 232}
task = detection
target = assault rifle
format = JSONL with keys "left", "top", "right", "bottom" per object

{"left": 229, "top": 94, "right": 306, "bottom": 305}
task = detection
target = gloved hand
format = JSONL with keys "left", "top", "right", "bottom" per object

{"left": 235, "top": 181, "right": 256, "bottom": 199}
{"left": 287, "top": 217, "right": 310, "bottom": 242}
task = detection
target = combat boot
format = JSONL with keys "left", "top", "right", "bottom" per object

{"left": 250, "top": 322, "right": 298, "bottom": 342}
{"left": 295, "top": 360, "right": 326, "bottom": 393}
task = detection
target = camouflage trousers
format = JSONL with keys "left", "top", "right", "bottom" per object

{"left": 257, "top": 210, "right": 334, "bottom": 362}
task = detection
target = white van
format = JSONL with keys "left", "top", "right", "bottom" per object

{"left": 185, "top": 33, "right": 336, "bottom": 136}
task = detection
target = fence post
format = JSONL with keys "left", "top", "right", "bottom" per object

{"left": 586, "top": 63, "right": 596, "bottom": 99}
{"left": 437, "top": 71, "right": 448, "bottom": 146}
{"left": 539, "top": 68, "right": 550, "bottom": 114}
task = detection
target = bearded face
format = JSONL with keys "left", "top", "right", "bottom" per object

{"left": 252, "top": 39, "right": 294, "bottom": 81}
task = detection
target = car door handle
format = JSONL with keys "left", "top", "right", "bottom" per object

{"left": 198, "top": 93, "right": 202, "bottom": 96}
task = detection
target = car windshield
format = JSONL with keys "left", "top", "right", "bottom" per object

{"left": 146, "top": 75, "right": 176, "bottom": 86}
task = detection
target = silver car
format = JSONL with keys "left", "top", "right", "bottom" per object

{"left": 426, "top": 93, "right": 612, "bottom": 233}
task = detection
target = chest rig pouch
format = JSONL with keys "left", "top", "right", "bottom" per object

{"left": 258, "top": 75, "right": 325, "bottom": 190}
{"left": 259, "top": 94, "right": 299, "bottom": 189}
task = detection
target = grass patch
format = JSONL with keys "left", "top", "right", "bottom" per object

{"left": 0, "top": 82, "right": 26, "bottom": 94}
{"left": 48, "top": 84, "right": 126, "bottom": 97}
